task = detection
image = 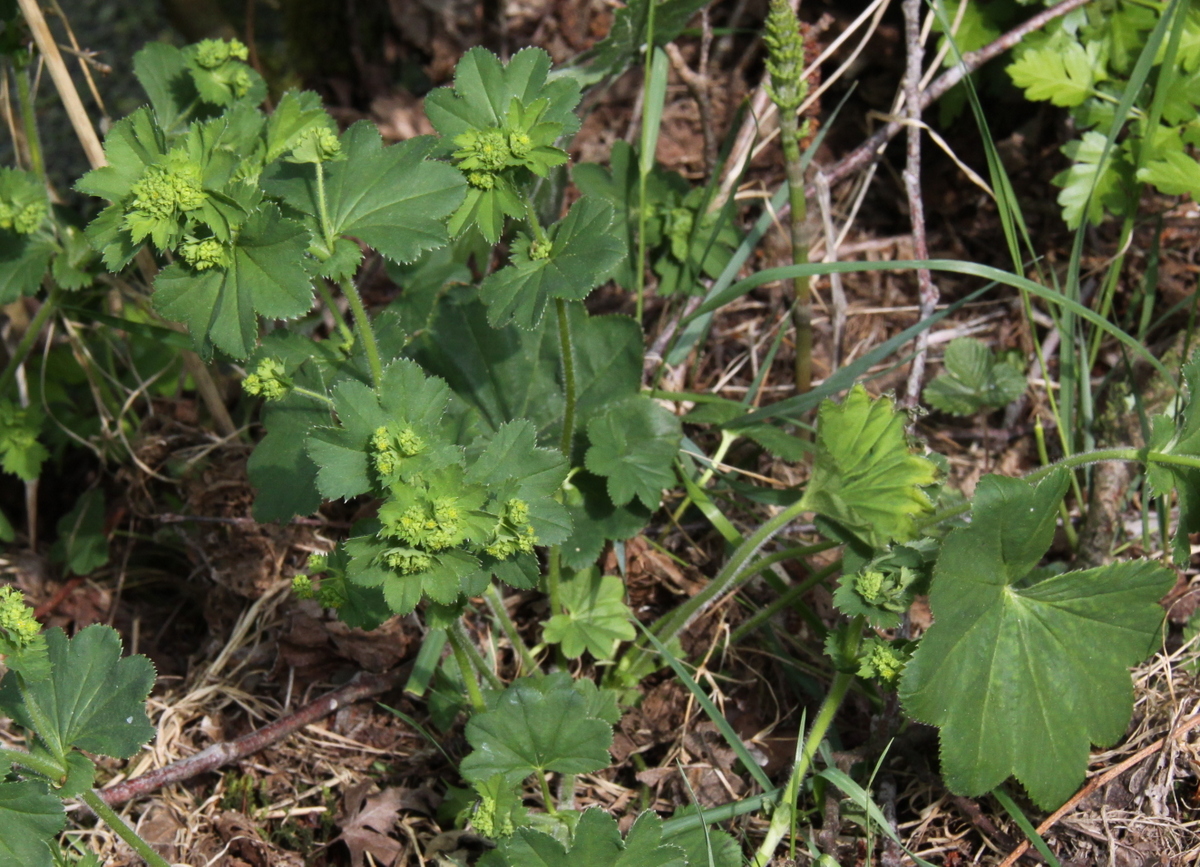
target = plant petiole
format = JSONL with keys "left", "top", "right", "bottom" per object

{"left": 314, "top": 279, "right": 356, "bottom": 347}
{"left": 81, "top": 788, "right": 172, "bottom": 867}
{"left": 447, "top": 623, "right": 488, "bottom": 714}
{"left": 339, "top": 275, "right": 383, "bottom": 389}
{"left": 0, "top": 745, "right": 68, "bottom": 781}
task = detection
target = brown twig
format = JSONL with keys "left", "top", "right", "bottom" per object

{"left": 997, "top": 711, "right": 1200, "bottom": 867}
{"left": 900, "top": 0, "right": 937, "bottom": 407}
{"left": 810, "top": 0, "right": 1094, "bottom": 199}
{"left": 99, "top": 667, "right": 410, "bottom": 807}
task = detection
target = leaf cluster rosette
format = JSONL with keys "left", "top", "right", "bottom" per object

{"left": 304, "top": 360, "right": 570, "bottom": 616}
{"left": 922, "top": 337, "right": 1026, "bottom": 416}
{"left": 425, "top": 47, "right": 581, "bottom": 244}
{"left": 77, "top": 58, "right": 465, "bottom": 358}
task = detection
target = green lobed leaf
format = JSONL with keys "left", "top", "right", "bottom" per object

{"left": 306, "top": 358, "right": 460, "bottom": 501}
{"left": 899, "top": 470, "right": 1174, "bottom": 808}
{"left": 0, "top": 625, "right": 156, "bottom": 763}
{"left": 584, "top": 396, "right": 682, "bottom": 509}
{"left": 1138, "top": 149, "right": 1200, "bottom": 197}
{"left": 263, "top": 122, "right": 466, "bottom": 263}
{"left": 543, "top": 568, "right": 636, "bottom": 660}
{"left": 0, "top": 399, "right": 48, "bottom": 482}
{"left": 479, "top": 198, "right": 624, "bottom": 329}
{"left": 799, "top": 385, "right": 937, "bottom": 547}
{"left": 486, "top": 808, "right": 686, "bottom": 867}
{"left": 426, "top": 46, "right": 581, "bottom": 141}
{"left": 1146, "top": 353, "right": 1200, "bottom": 565}
{"left": 152, "top": 203, "right": 314, "bottom": 358}
{"left": 0, "top": 780, "right": 64, "bottom": 867}
{"left": 922, "top": 337, "right": 1026, "bottom": 416}
{"left": 459, "top": 673, "right": 613, "bottom": 785}
{"left": 661, "top": 806, "right": 741, "bottom": 867}
{"left": 131, "top": 42, "right": 194, "bottom": 134}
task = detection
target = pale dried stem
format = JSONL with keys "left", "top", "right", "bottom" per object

{"left": 900, "top": 0, "right": 936, "bottom": 407}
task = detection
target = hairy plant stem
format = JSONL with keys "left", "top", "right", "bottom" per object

{"left": 315, "top": 160, "right": 334, "bottom": 249}
{"left": 339, "top": 275, "right": 383, "bottom": 389}
{"left": 0, "top": 281, "right": 61, "bottom": 395}
{"left": 485, "top": 583, "right": 537, "bottom": 676}
{"left": 0, "top": 744, "right": 67, "bottom": 780}
{"left": 546, "top": 546, "right": 565, "bottom": 617}
{"left": 13, "top": 60, "right": 44, "bottom": 181}
{"left": 919, "top": 445, "right": 1200, "bottom": 529}
{"left": 314, "top": 279, "right": 356, "bottom": 346}
{"left": 81, "top": 788, "right": 172, "bottom": 867}
{"left": 452, "top": 619, "right": 503, "bottom": 691}
{"left": 291, "top": 385, "right": 335, "bottom": 407}
{"left": 556, "top": 298, "right": 577, "bottom": 457}
{"left": 447, "top": 623, "right": 488, "bottom": 713}
{"left": 779, "top": 116, "right": 812, "bottom": 394}
{"left": 749, "top": 617, "right": 863, "bottom": 867}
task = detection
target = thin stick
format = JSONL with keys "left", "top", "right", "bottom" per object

{"left": 997, "top": 711, "right": 1200, "bottom": 867}
{"left": 813, "top": 0, "right": 1094, "bottom": 199}
{"left": 900, "top": 0, "right": 936, "bottom": 406}
{"left": 98, "top": 667, "right": 409, "bottom": 806}
{"left": 15, "top": 0, "right": 104, "bottom": 169}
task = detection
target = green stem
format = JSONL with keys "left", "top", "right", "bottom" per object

{"left": 0, "top": 745, "right": 67, "bottom": 781}
{"left": 537, "top": 769, "right": 558, "bottom": 815}
{"left": 749, "top": 618, "right": 862, "bottom": 867}
{"left": 634, "top": 0, "right": 659, "bottom": 327}
{"left": 447, "top": 624, "right": 487, "bottom": 713}
{"left": 81, "top": 788, "right": 172, "bottom": 867}
{"left": 670, "top": 429, "right": 736, "bottom": 526}
{"left": 556, "top": 298, "right": 577, "bottom": 458}
{"left": 780, "top": 140, "right": 811, "bottom": 394}
{"left": 546, "top": 546, "right": 564, "bottom": 617}
{"left": 291, "top": 385, "right": 335, "bottom": 407}
{"left": 485, "top": 583, "right": 537, "bottom": 677}
{"left": 13, "top": 60, "right": 45, "bottom": 181}
{"left": 339, "top": 276, "right": 383, "bottom": 389}
{"left": 524, "top": 199, "right": 550, "bottom": 247}
{"left": 919, "top": 445, "right": 1194, "bottom": 530}
{"left": 314, "top": 279, "right": 355, "bottom": 346}
{"left": 315, "top": 160, "right": 334, "bottom": 249}
{"left": 451, "top": 619, "right": 504, "bottom": 692}
{"left": 0, "top": 282, "right": 61, "bottom": 396}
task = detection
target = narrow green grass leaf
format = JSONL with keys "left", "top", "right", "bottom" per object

{"left": 635, "top": 621, "right": 774, "bottom": 792}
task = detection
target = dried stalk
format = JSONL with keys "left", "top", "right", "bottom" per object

{"left": 99, "top": 667, "right": 409, "bottom": 806}
{"left": 900, "top": 0, "right": 937, "bottom": 406}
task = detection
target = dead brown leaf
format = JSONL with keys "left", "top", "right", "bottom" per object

{"left": 336, "top": 781, "right": 405, "bottom": 867}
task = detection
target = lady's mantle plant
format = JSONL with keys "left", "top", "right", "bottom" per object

{"left": 0, "top": 21, "right": 1194, "bottom": 863}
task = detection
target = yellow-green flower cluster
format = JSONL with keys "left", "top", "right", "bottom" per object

{"left": 242, "top": 357, "right": 292, "bottom": 401}
{"left": 0, "top": 198, "right": 46, "bottom": 234}
{"left": 372, "top": 425, "right": 426, "bottom": 479}
{"left": 484, "top": 498, "right": 537, "bottom": 559}
{"left": 180, "top": 236, "right": 230, "bottom": 271}
{"left": 194, "top": 38, "right": 249, "bottom": 70}
{"left": 857, "top": 638, "right": 912, "bottom": 687}
{"left": 0, "top": 586, "right": 40, "bottom": 647}
{"left": 129, "top": 159, "right": 205, "bottom": 221}
{"left": 384, "top": 496, "right": 467, "bottom": 551}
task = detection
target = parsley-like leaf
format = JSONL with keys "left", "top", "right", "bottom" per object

{"left": 899, "top": 470, "right": 1174, "bottom": 808}
{"left": 922, "top": 337, "right": 1026, "bottom": 416}
{"left": 0, "top": 399, "right": 47, "bottom": 482}
{"left": 1007, "top": 38, "right": 1100, "bottom": 107}
{"left": 1053, "top": 131, "right": 1135, "bottom": 229}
